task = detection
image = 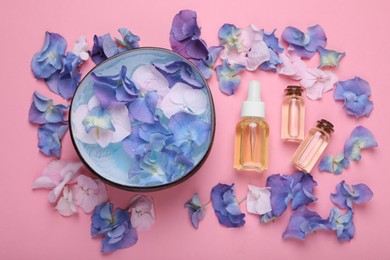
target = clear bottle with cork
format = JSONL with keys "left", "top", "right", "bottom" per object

{"left": 291, "top": 119, "right": 334, "bottom": 173}
{"left": 281, "top": 86, "right": 305, "bottom": 142}
{"left": 234, "top": 80, "right": 269, "bottom": 172}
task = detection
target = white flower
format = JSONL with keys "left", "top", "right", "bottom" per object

{"left": 72, "top": 35, "right": 89, "bottom": 61}
{"left": 246, "top": 185, "right": 272, "bottom": 215}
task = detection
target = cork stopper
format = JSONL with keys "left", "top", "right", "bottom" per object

{"left": 316, "top": 119, "right": 334, "bottom": 134}
{"left": 285, "top": 86, "right": 303, "bottom": 96}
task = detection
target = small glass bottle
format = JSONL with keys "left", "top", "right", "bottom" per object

{"left": 234, "top": 80, "right": 269, "bottom": 172}
{"left": 281, "top": 86, "right": 305, "bottom": 142}
{"left": 291, "top": 119, "right": 334, "bottom": 173}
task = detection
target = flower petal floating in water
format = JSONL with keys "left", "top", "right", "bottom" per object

{"left": 184, "top": 193, "right": 206, "bottom": 229}
{"left": 29, "top": 92, "right": 68, "bottom": 124}
{"left": 31, "top": 32, "right": 67, "bottom": 79}
{"left": 91, "top": 202, "right": 138, "bottom": 253}
{"left": 215, "top": 60, "right": 245, "bottom": 96}
{"left": 55, "top": 186, "right": 78, "bottom": 216}
{"left": 260, "top": 172, "right": 317, "bottom": 222}
{"left": 73, "top": 95, "right": 131, "bottom": 148}
{"left": 277, "top": 50, "right": 307, "bottom": 80}
{"left": 330, "top": 181, "right": 373, "bottom": 210}
{"left": 344, "top": 126, "right": 378, "bottom": 161}
{"left": 72, "top": 35, "right": 89, "bottom": 61}
{"left": 334, "top": 77, "right": 374, "bottom": 118}
{"left": 328, "top": 208, "right": 355, "bottom": 241}
{"left": 282, "top": 25, "right": 327, "bottom": 59}
{"left": 153, "top": 60, "right": 203, "bottom": 89}
{"left": 211, "top": 183, "right": 245, "bottom": 228}
{"left": 300, "top": 68, "right": 337, "bottom": 100}
{"left": 317, "top": 46, "right": 345, "bottom": 68}
{"left": 32, "top": 160, "right": 83, "bottom": 203}
{"left": 219, "top": 24, "right": 270, "bottom": 71}
{"left": 45, "top": 52, "right": 82, "bottom": 100}
{"left": 282, "top": 205, "right": 330, "bottom": 240}
{"left": 128, "top": 195, "right": 156, "bottom": 232}
{"left": 318, "top": 153, "right": 350, "bottom": 174}
{"left": 160, "top": 82, "right": 207, "bottom": 118}
{"left": 246, "top": 185, "right": 272, "bottom": 215}
{"left": 71, "top": 175, "right": 108, "bottom": 213}
{"left": 37, "top": 123, "right": 68, "bottom": 158}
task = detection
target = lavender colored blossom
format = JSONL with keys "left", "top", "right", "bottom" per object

{"left": 28, "top": 92, "right": 68, "bottom": 124}
{"left": 184, "top": 193, "right": 206, "bottom": 229}
{"left": 330, "top": 181, "right": 373, "bottom": 210}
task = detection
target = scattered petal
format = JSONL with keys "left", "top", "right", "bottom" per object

{"left": 328, "top": 208, "right": 355, "bottom": 241}
{"left": 215, "top": 60, "right": 245, "bottom": 95}
{"left": 246, "top": 185, "right": 272, "bottom": 215}
{"left": 318, "top": 153, "right": 350, "bottom": 174}
{"left": 277, "top": 50, "right": 307, "bottom": 80}
{"left": 31, "top": 32, "right": 67, "bottom": 79}
{"left": 37, "top": 123, "right": 68, "bottom": 158}
{"left": 55, "top": 186, "right": 78, "bottom": 217}
{"left": 116, "top": 28, "right": 140, "bottom": 49}
{"left": 28, "top": 92, "right": 68, "bottom": 124}
{"left": 344, "top": 126, "right": 378, "bottom": 160}
{"left": 330, "top": 181, "right": 373, "bottom": 209}
{"left": 211, "top": 183, "right": 245, "bottom": 228}
{"left": 128, "top": 195, "right": 156, "bottom": 232}
{"left": 334, "top": 77, "right": 374, "bottom": 118}
{"left": 184, "top": 193, "right": 206, "bottom": 229}
{"left": 300, "top": 68, "right": 337, "bottom": 100}
{"left": 72, "top": 35, "right": 89, "bottom": 61}
{"left": 282, "top": 205, "right": 329, "bottom": 240}
{"left": 317, "top": 46, "right": 345, "bottom": 68}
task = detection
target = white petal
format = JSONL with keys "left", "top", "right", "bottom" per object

{"left": 108, "top": 103, "right": 131, "bottom": 142}
{"left": 73, "top": 104, "right": 97, "bottom": 144}
{"left": 131, "top": 65, "right": 169, "bottom": 96}
{"left": 246, "top": 185, "right": 272, "bottom": 215}
{"left": 183, "top": 88, "right": 207, "bottom": 115}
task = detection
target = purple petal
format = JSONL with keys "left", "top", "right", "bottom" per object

{"left": 305, "top": 24, "right": 327, "bottom": 52}
{"left": 344, "top": 126, "right": 378, "bottom": 161}
{"left": 170, "top": 10, "right": 200, "bottom": 41}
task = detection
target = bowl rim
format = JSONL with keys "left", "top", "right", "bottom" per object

{"left": 68, "top": 47, "right": 216, "bottom": 192}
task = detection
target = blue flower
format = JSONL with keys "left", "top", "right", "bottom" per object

{"left": 90, "top": 34, "right": 123, "bottom": 65}
{"left": 191, "top": 46, "right": 223, "bottom": 79}
{"left": 328, "top": 208, "right": 355, "bottom": 241}
{"left": 263, "top": 29, "right": 284, "bottom": 54}
{"left": 117, "top": 28, "right": 140, "bottom": 49}
{"left": 317, "top": 46, "right": 345, "bottom": 68}
{"left": 168, "top": 112, "right": 211, "bottom": 153}
{"left": 318, "top": 153, "right": 350, "bottom": 174}
{"left": 330, "top": 181, "right": 373, "bottom": 210}
{"left": 128, "top": 91, "right": 158, "bottom": 124}
{"left": 211, "top": 183, "right": 245, "bottom": 228}
{"left": 281, "top": 25, "right": 327, "bottom": 58}
{"left": 31, "top": 32, "right": 67, "bottom": 79}
{"left": 45, "top": 52, "right": 82, "bottom": 100}
{"left": 37, "top": 123, "right": 68, "bottom": 157}
{"left": 170, "top": 10, "right": 207, "bottom": 60}
{"left": 260, "top": 172, "right": 317, "bottom": 222}
{"left": 218, "top": 24, "right": 241, "bottom": 48}
{"left": 184, "top": 193, "right": 206, "bottom": 229}
{"left": 91, "top": 202, "right": 138, "bottom": 253}
{"left": 344, "top": 126, "right": 378, "bottom": 161}
{"left": 259, "top": 49, "right": 282, "bottom": 72}
{"left": 92, "top": 66, "right": 139, "bottom": 108}
{"left": 334, "top": 77, "right": 374, "bottom": 118}
{"left": 153, "top": 60, "right": 203, "bottom": 89}
{"left": 82, "top": 106, "right": 115, "bottom": 133}
{"left": 215, "top": 60, "right": 245, "bottom": 96}
{"left": 282, "top": 205, "right": 330, "bottom": 240}
{"left": 28, "top": 92, "right": 68, "bottom": 124}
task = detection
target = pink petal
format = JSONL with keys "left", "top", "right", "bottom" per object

{"left": 32, "top": 176, "right": 56, "bottom": 189}
{"left": 246, "top": 185, "right": 272, "bottom": 215}
{"left": 55, "top": 186, "right": 78, "bottom": 217}
{"left": 245, "top": 40, "right": 270, "bottom": 71}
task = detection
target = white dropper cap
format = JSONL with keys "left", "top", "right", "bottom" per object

{"left": 241, "top": 80, "right": 265, "bottom": 118}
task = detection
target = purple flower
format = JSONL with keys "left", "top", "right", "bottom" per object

{"left": 334, "top": 77, "right": 374, "bottom": 118}
{"left": 31, "top": 32, "right": 67, "bottom": 79}
{"left": 170, "top": 10, "right": 207, "bottom": 60}
{"left": 211, "top": 183, "right": 245, "bottom": 228}
{"left": 128, "top": 91, "right": 158, "bottom": 124}
{"left": 282, "top": 205, "right": 330, "bottom": 240}
{"left": 260, "top": 172, "right": 317, "bottom": 222}
{"left": 260, "top": 30, "right": 284, "bottom": 72}
{"left": 215, "top": 60, "right": 245, "bottom": 96}
{"left": 318, "top": 153, "right": 350, "bottom": 175}
{"left": 330, "top": 181, "right": 373, "bottom": 210}
{"left": 282, "top": 25, "right": 327, "bottom": 58}
{"left": 28, "top": 92, "right": 68, "bottom": 124}
{"left": 344, "top": 126, "right": 378, "bottom": 161}
{"left": 317, "top": 46, "right": 345, "bottom": 68}
{"left": 190, "top": 46, "right": 223, "bottom": 79}
{"left": 184, "top": 193, "right": 206, "bottom": 229}
{"left": 328, "top": 208, "right": 355, "bottom": 241}
{"left": 263, "top": 30, "right": 284, "bottom": 54}
{"left": 90, "top": 34, "right": 123, "bottom": 65}
{"left": 91, "top": 202, "right": 138, "bottom": 253}
{"left": 92, "top": 66, "right": 139, "bottom": 108}
{"left": 45, "top": 52, "right": 82, "bottom": 100}
{"left": 153, "top": 60, "right": 203, "bottom": 89}
{"left": 37, "top": 123, "right": 68, "bottom": 158}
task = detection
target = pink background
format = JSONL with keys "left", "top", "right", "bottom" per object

{"left": 1, "top": 0, "right": 390, "bottom": 259}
